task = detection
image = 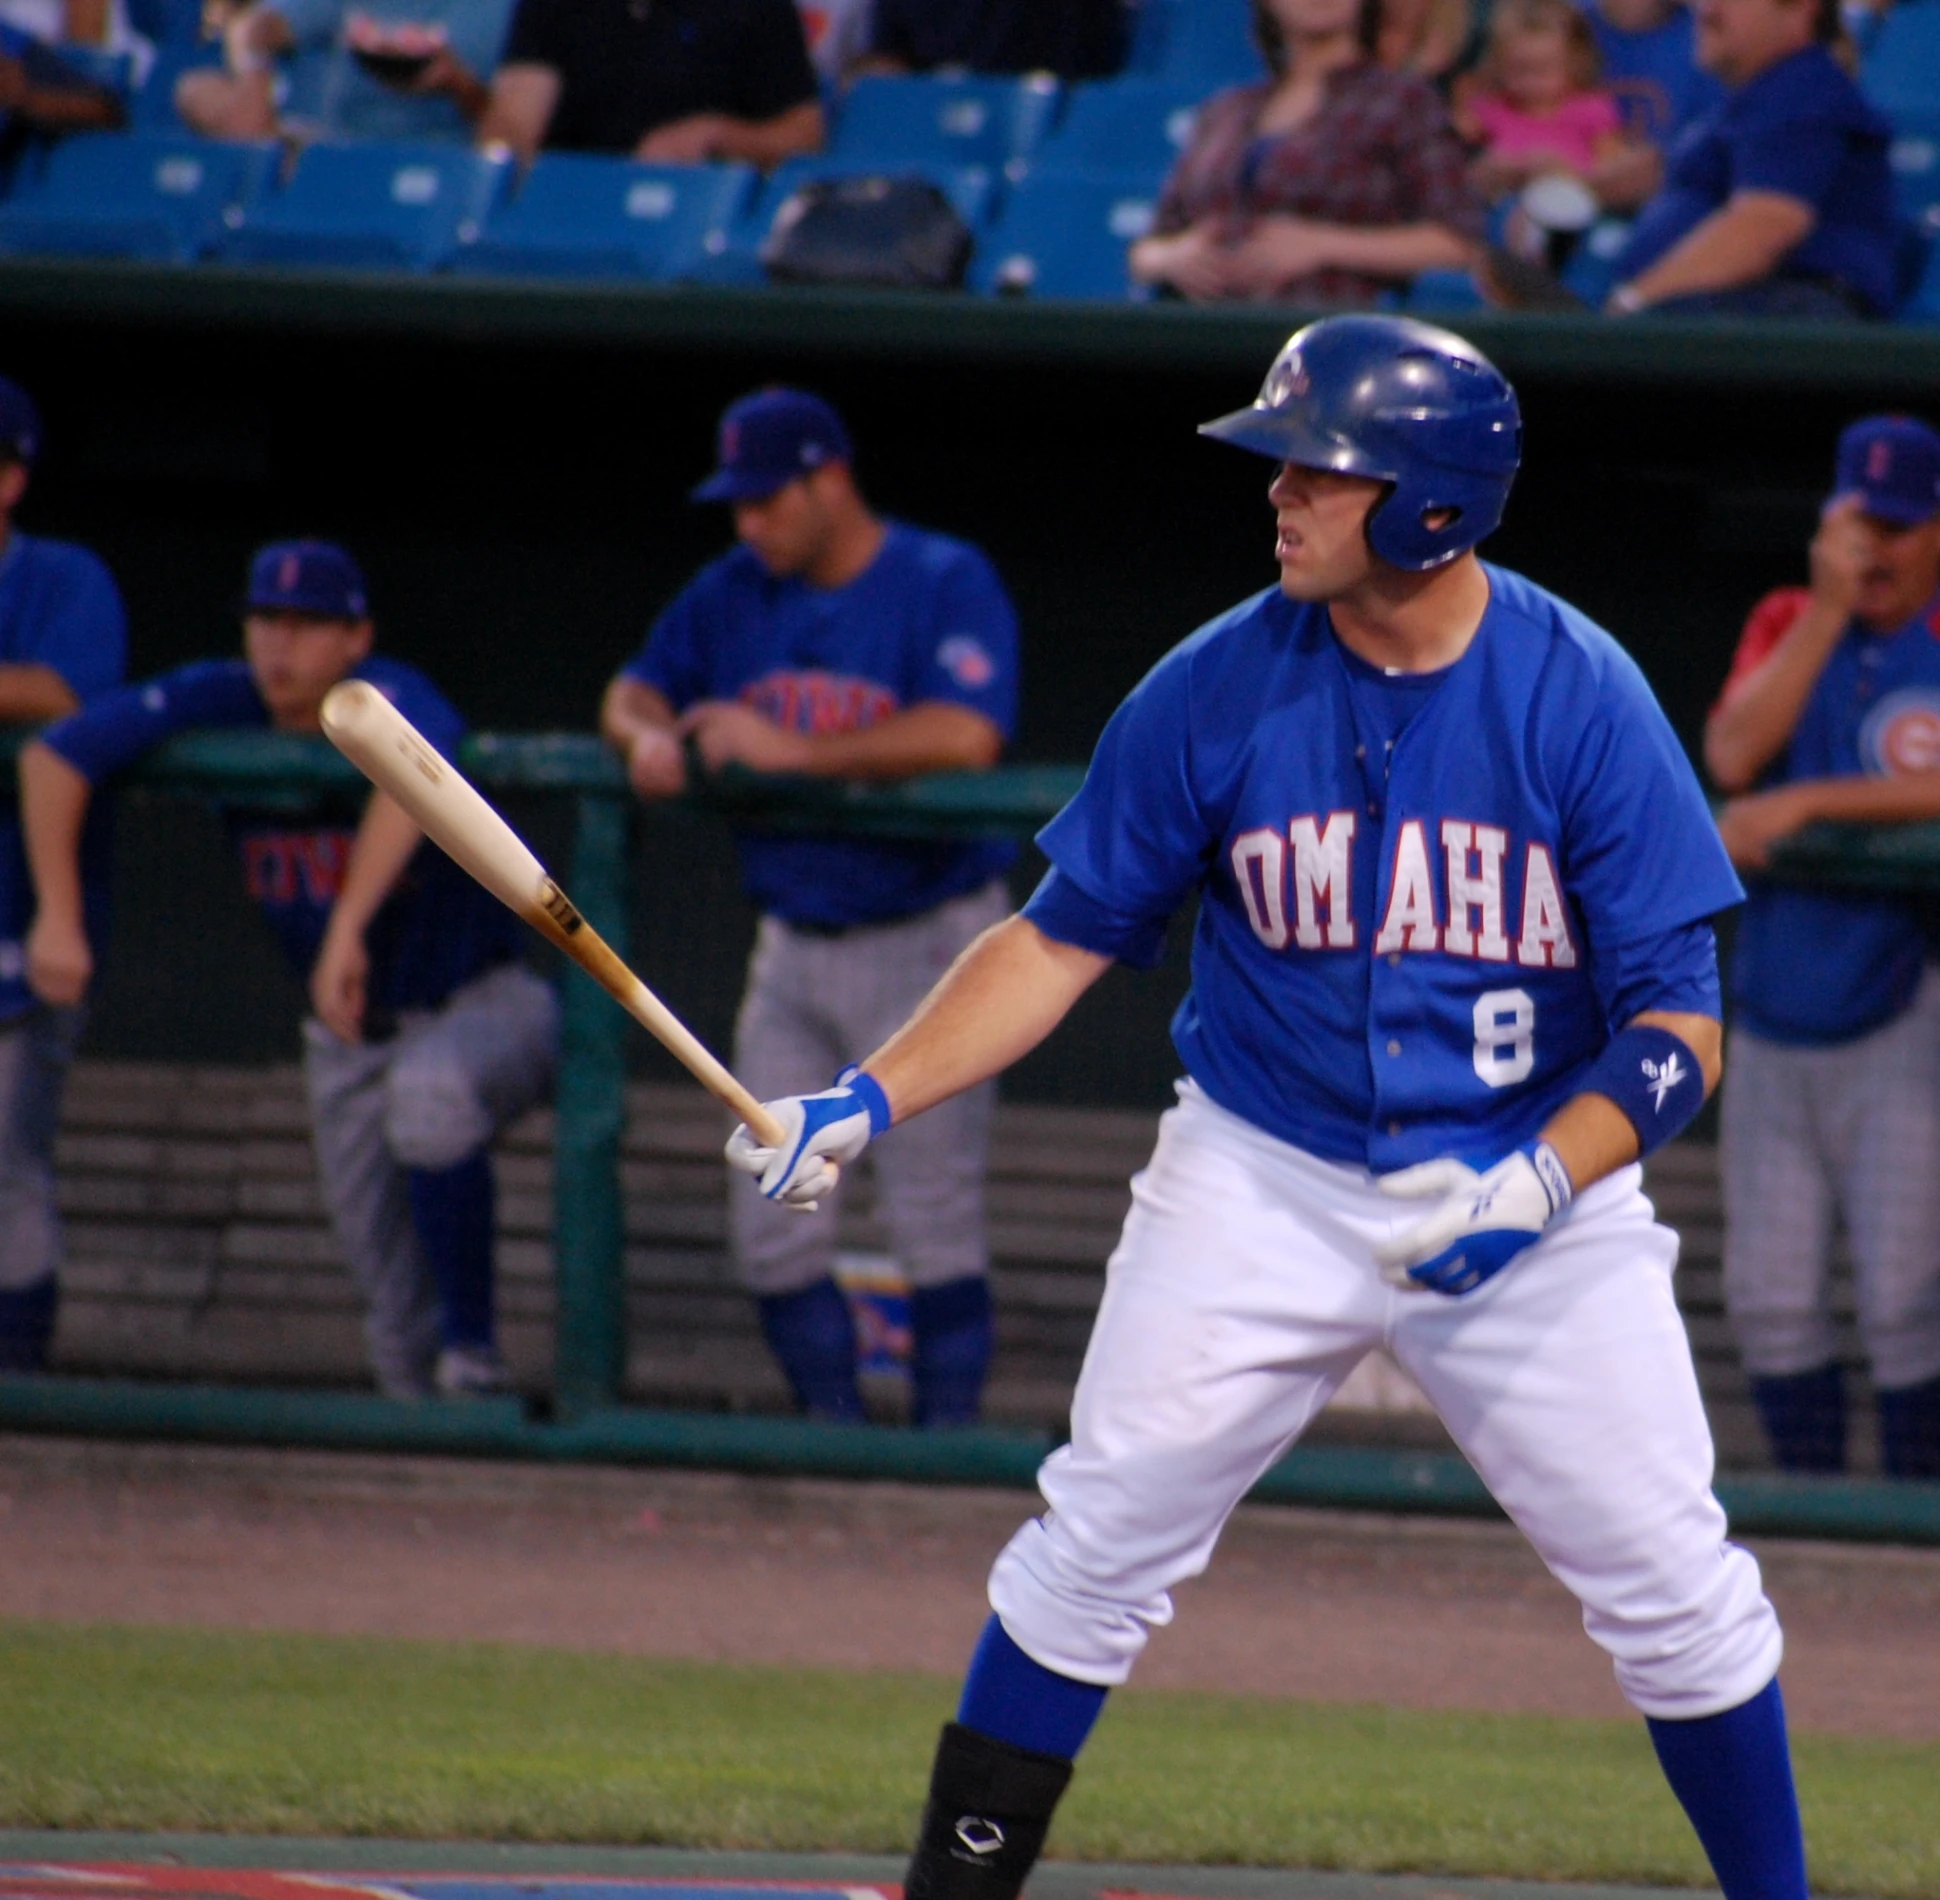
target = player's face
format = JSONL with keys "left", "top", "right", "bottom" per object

{"left": 733, "top": 475, "right": 831, "bottom": 579}
{"left": 1851, "top": 511, "right": 1940, "bottom": 629}
{"left": 1693, "top": 0, "right": 1811, "bottom": 81}
{"left": 244, "top": 611, "right": 375, "bottom": 730}
{"left": 1268, "top": 462, "right": 1387, "bottom": 600}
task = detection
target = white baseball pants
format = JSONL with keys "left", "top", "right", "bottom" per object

{"left": 730, "top": 879, "right": 1009, "bottom": 1297}
{"left": 1720, "top": 967, "right": 1940, "bottom": 1390}
{"left": 990, "top": 1082, "right": 1782, "bottom": 1722}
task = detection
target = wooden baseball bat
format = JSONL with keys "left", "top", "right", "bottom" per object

{"left": 319, "top": 679, "right": 786, "bottom": 1148}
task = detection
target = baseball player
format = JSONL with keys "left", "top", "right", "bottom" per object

{"left": 0, "top": 375, "right": 126, "bottom": 1372}
{"left": 19, "top": 539, "right": 557, "bottom": 1399}
{"left": 1705, "top": 414, "right": 1940, "bottom": 1481}
{"left": 601, "top": 387, "right": 1020, "bottom": 1429}
{"left": 727, "top": 318, "right": 1806, "bottom": 1900}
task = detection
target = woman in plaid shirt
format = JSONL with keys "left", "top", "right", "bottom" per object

{"left": 1129, "top": 0, "right": 1486, "bottom": 305}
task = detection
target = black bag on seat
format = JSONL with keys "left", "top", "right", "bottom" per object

{"left": 760, "top": 176, "right": 973, "bottom": 291}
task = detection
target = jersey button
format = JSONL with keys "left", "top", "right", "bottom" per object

{"left": 1386, "top": 1039, "right": 1402, "bottom": 1056}
{"left": 1367, "top": 803, "right": 1381, "bottom": 817}
{"left": 1387, "top": 1120, "right": 1403, "bottom": 1137}
{"left": 1387, "top": 952, "right": 1402, "bottom": 968}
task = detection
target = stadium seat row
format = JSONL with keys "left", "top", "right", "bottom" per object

{"left": 0, "top": 128, "right": 1181, "bottom": 297}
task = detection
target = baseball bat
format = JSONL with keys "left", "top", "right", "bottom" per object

{"left": 319, "top": 680, "right": 786, "bottom": 1148}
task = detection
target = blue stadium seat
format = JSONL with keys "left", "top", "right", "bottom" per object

{"left": 1861, "top": 0, "right": 1940, "bottom": 118}
{"left": 127, "top": 0, "right": 205, "bottom": 45}
{"left": 1889, "top": 114, "right": 1940, "bottom": 222}
{"left": 1123, "top": 0, "right": 1265, "bottom": 84}
{"left": 216, "top": 141, "right": 512, "bottom": 271}
{"left": 1037, "top": 80, "right": 1205, "bottom": 183}
{"left": 0, "top": 132, "right": 277, "bottom": 262}
{"left": 829, "top": 74, "right": 1062, "bottom": 177}
{"left": 447, "top": 155, "right": 758, "bottom": 281}
{"left": 1403, "top": 267, "right": 1485, "bottom": 313}
{"left": 970, "top": 169, "right": 1159, "bottom": 298}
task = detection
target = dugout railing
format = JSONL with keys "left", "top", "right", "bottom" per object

{"left": 0, "top": 726, "right": 1936, "bottom": 1547}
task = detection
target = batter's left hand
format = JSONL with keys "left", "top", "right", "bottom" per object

{"left": 1373, "top": 1142, "right": 1573, "bottom": 1296}
{"left": 679, "top": 701, "right": 810, "bottom": 775}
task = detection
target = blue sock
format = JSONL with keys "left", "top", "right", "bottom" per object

{"left": 1877, "top": 1373, "right": 1940, "bottom": 1479}
{"left": 1647, "top": 1680, "right": 1807, "bottom": 1900}
{"left": 0, "top": 1277, "right": 56, "bottom": 1372}
{"left": 758, "top": 1278, "right": 865, "bottom": 1422}
{"left": 1750, "top": 1365, "right": 1846, "bottom": 1473}
{"left": 957, "top": 1614, "right": 1108, "bottom": 1761}
{"left": 910, "top": 1275, "right": 992, "bottom": 1428}
{"left": 407, "top": 1150, "right": 496, "bottom": 1350}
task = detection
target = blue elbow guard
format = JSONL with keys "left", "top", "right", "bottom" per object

{"left": 1581, "top": 1023, "right": 1707, "bottom": 1156}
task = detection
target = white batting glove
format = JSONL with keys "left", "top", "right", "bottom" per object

{"left": 1372, "top": 1140, "right": 1573, "bottom": 1297}
{"left": 724, "top": 1067, "right": 894, "bottom": 1211}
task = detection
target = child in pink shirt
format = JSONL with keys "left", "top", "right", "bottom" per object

{"left": 1458, "top": 0, "right": 1625, "bottom": 198}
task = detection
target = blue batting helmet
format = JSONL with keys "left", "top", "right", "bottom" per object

{"left": 1199, "top": 315, "right": 1522, "bottom": 572}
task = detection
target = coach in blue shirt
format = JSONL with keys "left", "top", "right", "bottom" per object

{"left": 601, "top": 388, "right": 1020, "bottom": 1431}
{"left": 1605, "top": 0, "right": 1895, "bottom": 317}
{"left": 0, "top": 376, "right": 126, "bottom": 1372}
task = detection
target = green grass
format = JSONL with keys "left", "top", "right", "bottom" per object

{"left": 0, "top": 1623, "right": 1933, "bottom": 1896}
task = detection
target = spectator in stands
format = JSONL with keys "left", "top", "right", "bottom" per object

{"left": 20, "top": 540, "right": 557, "bottom": 1400}
{"left": 1374, "top": 0, "right": 1471, "bottom": 82}
{"left": 1601, "top": 0, "right": 1896, "bottom": 316}
{"left": 0, "top": 377, "right": 126, "bottom": 1375}
{"left": 1586, "top": 0, "right": 1722, "bottom": 207}
{"left": 1704, "top": 415, "right": 1940, "bottom": 1481}
{"left": 179, "top": 0, "right": 512, "bottom": 144}
{"left": 1127, "top": 0, "right": 1483, "bottom": 305}
{"left": 1456, "top": 0, "right": 1624, "bottom": 203}
{"left": 854, "top": 0, "right": 1127, "bottom": 79}
{"left": 0, "top": 15, "right": 125, "bottom": 143}
{"left": 477, "top": 0, "right": 823, "bottom": 165}
{"left": 600, "top": 388, "right": 1018, "bottom": 1430}
{"left": 0, "top": 0, "right": 154, "bottom": 86}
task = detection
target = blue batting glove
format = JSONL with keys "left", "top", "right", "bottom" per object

{"left": 1371, "top": 1140, "right": 1573, "bottom": 1296}
{"left": 724, "top": 1067, "right": 894, "bottom": 1210}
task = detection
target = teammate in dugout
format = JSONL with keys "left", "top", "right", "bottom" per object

{"left": 727, "top": 318, "right": 1808, "bottom": 1900}
{"left": 601, "top": 387, "right": 1019, "bottom": 1428}
{"left": 1705, "top": 414, "right": 1940, "bottom": 1480}
{"left": 0, "top": 376, "right": 126, "bottom": 1373}
{"left": 19, "top": 540, "right": 557, "bottom": 1399}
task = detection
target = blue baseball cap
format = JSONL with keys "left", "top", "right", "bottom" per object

{"left": 1835, "top": 415, "right": 1940, "bottom": 526}
{"left": 244, "top": 539, "right": 370, "bottom": 620}
{"left": 692, "top": 388, "right": 853, "bottom": 503}
{"left": 0, "top": 376, "right": 42, "bottom": 465}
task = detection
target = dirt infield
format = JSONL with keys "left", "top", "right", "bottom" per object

{"left": 0, "top": 1434, "right": 1934, "bottom": 1741}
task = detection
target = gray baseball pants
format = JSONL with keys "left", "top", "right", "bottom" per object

{"left": 302, "top": 960, "right": 558, "bottom": 1397}
{"left": 730, "top": 880, "right": 1010, "bottom": 1296}
{"left": 1721, "top": 966, "right": 1940, "bottom": 1390}
{"left": 0, "top": 1003, "right": 85, "bottom": 1296}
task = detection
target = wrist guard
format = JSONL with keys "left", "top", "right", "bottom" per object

{"left": 1581, "top": 1023, "right": 1706, "bottom": 1156}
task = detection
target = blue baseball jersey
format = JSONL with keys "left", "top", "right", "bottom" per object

{"left": 0, "top": 531, "right": 128, "bottom": 1026}
{"left": 624, "top": 520, "right": 1020, "bottom": 930}
{"left": 42, "top": 654, "right": 522, "bottom": 1014}
{"left": 1614, "top": 44, "right": 1895, "bottom": 315}
{"left": 1723, "top": 586, "right": 1940, "bottom": 1046}
{"left": 1024, "top": 565, "right": 1742, "bottom": 1172}
{"left": 1586, "top": 0, "right": 1722, "bottom": 147}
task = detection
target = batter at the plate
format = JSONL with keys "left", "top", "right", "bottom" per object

{"left": 726, "top": 314, "right": 1802, "bottom": 1900}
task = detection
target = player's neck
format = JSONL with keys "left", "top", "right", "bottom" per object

{"left": 805, "top": 507, "right": 888, "bottom": 591}
{"left": 1326, "top": 554, "right": 1491, "bottom": 674}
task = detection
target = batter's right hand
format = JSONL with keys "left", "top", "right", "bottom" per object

{"left": 25, "top": 911, "right": 92, "bottom": 1008}
{"left": 725, "top": 1071, "right": 894, "bottom": 1210}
